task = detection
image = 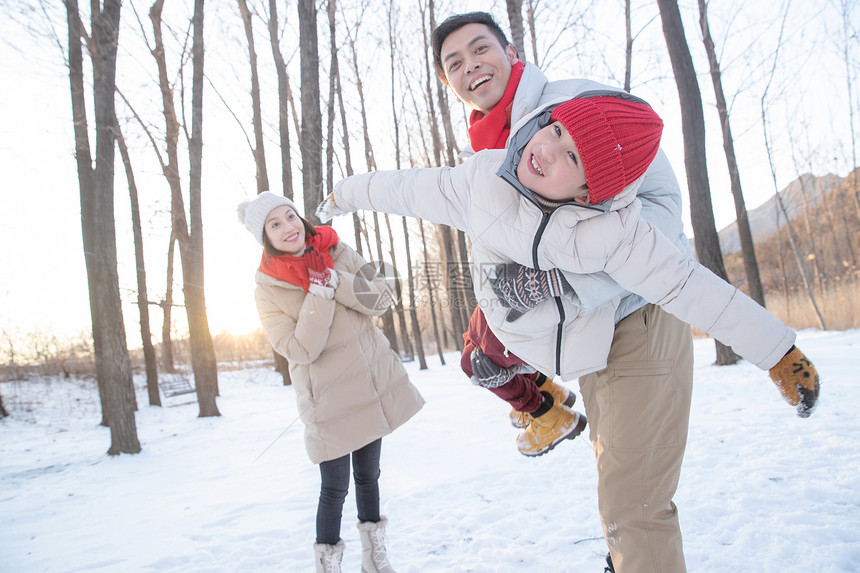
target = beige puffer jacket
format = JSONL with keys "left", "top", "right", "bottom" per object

{"left": 255, "top": 241, "right": 424, "bottom": 464}
{"left": 332, "top": 149, "right": 796, "bottom": 380}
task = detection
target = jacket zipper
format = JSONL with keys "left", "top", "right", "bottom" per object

{"left": 531, "top": 212, "right": 565, "bottom": 376}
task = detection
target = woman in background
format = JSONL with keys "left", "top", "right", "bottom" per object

{"left": 239, "top": 192, "right": 424, "bottom": 573}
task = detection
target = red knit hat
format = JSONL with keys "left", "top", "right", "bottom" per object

{"left": 550, "top": 96, "right": 663, "bottom": 204}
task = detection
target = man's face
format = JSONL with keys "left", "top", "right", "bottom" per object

{"left": 439, "top": 23, "right": 518, "bottom": 114}
{"left": 516, "top": 122, "right": 589, "bottom": 204}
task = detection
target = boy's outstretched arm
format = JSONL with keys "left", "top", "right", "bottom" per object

{"left": 315, "top": 154, "right": 502, "bottom": 232}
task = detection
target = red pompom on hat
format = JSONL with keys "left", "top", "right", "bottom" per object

{"left": 550, "top": 96, "right": 663, "bottom": 204}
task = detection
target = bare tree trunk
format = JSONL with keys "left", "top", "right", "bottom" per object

{"left": 505, "top": 0, "right": 526, "bottom": 61}
{"left": 386, "top": 0, "right": 420, "bottom": 363}
{"left": 624, "top": 0, "right": 632, "bottom": 92}
{"left": 266, "top": 0, "right": 293, "bottom": 199}
{"left": 66, "top": 0, "right": 140, "bottom": 454}
{"left": 403, "top": 216, "right": 427, "bottom": 369}
{"left": 698, "top": 0, "right": 765, "bottom": 306}
{"left": 795, "top": 177, "right": 824, "bottom": 290}
{"left": 325, "top": 14, "right": 361, "bottom": 252}
{"left": 840, "top": 0, "right": 860, "bottom": 221}
{"left": 298, "top": 0, "right": 324, "bottom": 223}
{"left": 525, "top": 0, "right": 539, "bottom": 67}
{"left": 160, "top": 232, "right": 177, "bottom": 373}
{"left": 343, "top": 20, "right": 400, "bottom": 352}
{"left": 775, "top": 208, "right": 791, "bottom": 318}
{"left": 657, "top": 0, "right": 740, "bottom": 365}
{"left": 420, "top": 1, "right": 442, "bottom": 167}
{"left": 266, "top": 0, "right": 295, "bottom": 386}
{"left": 116, "top": 122, "right": 160, "bottom": 407}
{"left": 422, "top": 1, "right": 464, "bottom": 348}
{"left": 420, "top": 219, "right": 446, "bottom": 365}
{"left": 758, "top": 0, "right": 826, "bottom": 329}
{"left": 186, "top": 0, "right": 220, "bottom": 414}
{"left": 150, "top": 0, "right": 220, "bottom": 416}
{"left": 325, "top": 0, "right": 338, "bottom": 197}
{"left": 237, "top": 0, "right": 269, "bottom": 194}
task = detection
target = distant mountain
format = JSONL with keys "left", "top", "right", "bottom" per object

{"left": 718, "top": 173, "right": 843, "bottom": 254}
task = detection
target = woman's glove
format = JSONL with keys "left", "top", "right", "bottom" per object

{"left": 469, "top": 347, "right": 535, "bottom": 389}
{"left": 305, "top": 248, "right": 336, "bottom": 289}
{"left": 487, "top": 263, "right": 573, "bottom": 322}
{"left": 768, "top": 345, "right": 820, "bottom": 418}
{"left": 315, "top": 193, "right": 349, "bottom": 223}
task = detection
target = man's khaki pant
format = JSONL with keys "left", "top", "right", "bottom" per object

{"left": 579, "top": 304, "right": 694, "bottom": 573}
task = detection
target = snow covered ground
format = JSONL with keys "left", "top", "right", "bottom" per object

{"left": 2, "top": 330, "right": 859, "bottom": 572}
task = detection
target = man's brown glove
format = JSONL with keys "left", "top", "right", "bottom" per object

{"left": 768, "top": 345, "right": 820, "bottom": 418}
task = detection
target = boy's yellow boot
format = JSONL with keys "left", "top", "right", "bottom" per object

{"left": 508, "top": 376, "right": 575, "bottom": 428}
{"left": 509, "top": 409, "right": 531, "bottom": 429}
{"left": 516, "top": 392, "right": 587, "bottom": 457}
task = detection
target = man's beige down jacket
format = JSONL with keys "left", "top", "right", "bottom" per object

{"left": 331, "top": 150, "right": 796, "bottom": 381}
{"left": 255, "top": 241, "right": 424, "bottom": 464}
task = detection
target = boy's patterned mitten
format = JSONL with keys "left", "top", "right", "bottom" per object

{"left": 305, "top": 248, "right": 334, "bottom": 288}
{"left": 469, "top": 347, "right": 535, "bottom": 389}
{"left": 315, "top": 193, "right": 349, "bottom": 223}
{"left": 768, "top": 345, "right": 820, "bottom": 418}
{"left": 487, "top": 263, "right": 573, "bottom": 322}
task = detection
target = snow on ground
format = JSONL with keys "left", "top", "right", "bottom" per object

{"left": 2, "top": 330, "right": 859, "bottom": 572}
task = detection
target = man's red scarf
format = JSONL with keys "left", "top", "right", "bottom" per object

{"left": 259, "top": 225, "right": 339, "bottom": 292}
{"left": 467, "top": 60, "right": 525, "bottom": 151}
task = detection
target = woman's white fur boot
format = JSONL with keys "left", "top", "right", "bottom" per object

{"left": 313, "top": 539, "right": 345, "bottom": 573}
{"left": 356, "top": 516, "right": 396, "bottom": 573}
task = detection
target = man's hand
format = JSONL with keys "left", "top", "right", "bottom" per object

{"left": 305, "top": 248, "right": 335, "bottom": 289}
{"left": 470, "top": 347, "right": 535, "bottom": 389}
{"left": 315, "top": 193, "right": 349, "bottom": 223}
{"left": 768, "top": 345, "right": 820, "bottom": 418}
{"left": 487, "top": 263, "right": 573, "bottom": 321}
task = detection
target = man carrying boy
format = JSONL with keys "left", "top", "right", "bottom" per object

{"left": 318, "top": 89, "right": 820, "bottom": 573}
{"left": 429, "top": 12, "right": 693, "bottom": 573}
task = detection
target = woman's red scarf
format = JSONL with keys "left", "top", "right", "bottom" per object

{"left": 259, "top": 225, "right": 339, "bottom": 292}
{"left": 467, "top": 60, "right": 525, "bottom": 152}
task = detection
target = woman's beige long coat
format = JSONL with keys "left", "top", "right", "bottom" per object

{"left": 255, "top": 241, "right": 424, "bottom": 464}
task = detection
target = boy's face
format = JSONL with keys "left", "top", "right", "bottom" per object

{"left": 516, "top": 121, "right": 589, "bottom": 204}
{"left": 439, "top": 23, "right": 518, "bottom": 114}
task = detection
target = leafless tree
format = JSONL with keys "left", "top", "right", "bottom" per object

{"left": 332, "top": 3, "right": 399, "bottom": 351}
{"left": 237, "top": 0, "right": 269, "bottom": 194}
{"left": 506, "top": 0, "right": 526, "bottom": 61}
{"left": 298, "top": 0, "right": 324, "bottom": 223}
{"left": 624, "top": 0, "right": 632, "bottom": 92}
{"left": 116, "top": 122, "right": 160, "bottom": 406}
{"left": 758, "top": 0, "right": 826, "bottom": 329}
{"left": 657, "top": 0, "right": 740, "bottom": 365}
{"left": 837, "top": 0, "right": 860, "bottom": 220}
{"left": 421, "top": 0, "right": 465, "bottom": 350}
{"left": 698, "top": 0, "right": 765, "bottom": 306}
{"left": 386, "top": 0, "right": 420, "bottom": 362}
{"left": 65, "top": 0, "right": 141, "bottom": 453}
{"left": 525, "top": 0, "right": 539, "bottom": 66}
{"left": 159, "top": 232, "right": 177, "bottom": 373}
{"left": 149, "top": 0, "right": 220, "bottom": 416}
{"left": 404, "top": 79, "right": 446, "bottom": 363}
{"left": 265, "top": 0, "right": 294, "bottom": 200}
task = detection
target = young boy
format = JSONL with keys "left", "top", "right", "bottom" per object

{"left": 316, "top": 92, "right": 820, "bottom": 453}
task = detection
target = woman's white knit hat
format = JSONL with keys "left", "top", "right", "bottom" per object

{"left": 237, "top": 191, "right": 299, "bottom": 245}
